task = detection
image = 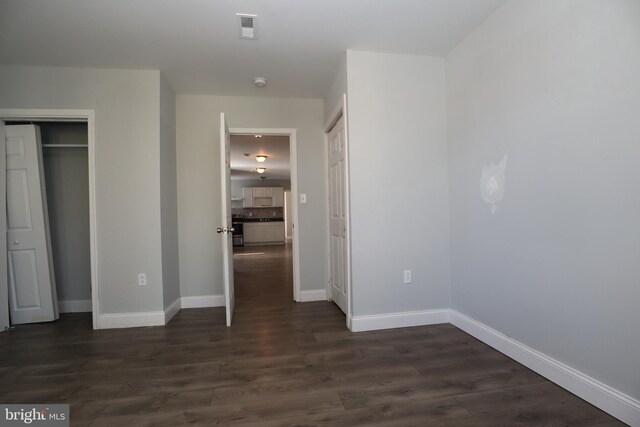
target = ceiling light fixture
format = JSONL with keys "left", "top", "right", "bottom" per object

{"left": 253, "top": 77, "right": 267, "bottom": 88}
{"left": 256, "top": 167, "right": 266, "bottom": 174}
{"left": 255, "top": 155, "right": 268, "bottom": 163}
{"left": 254, "top": 134, "right": 262, "bottom": 138}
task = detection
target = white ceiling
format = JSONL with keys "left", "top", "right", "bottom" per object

{"left": 0, "top": 0, "right": 506, "bottom": 98}
{"left": 230, "top": 134, "right": 290, "bottom": 180}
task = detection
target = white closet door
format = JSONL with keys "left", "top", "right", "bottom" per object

{"left": 5, "top": 125, "right": 58, "bottom": 324}
{"left": 328, "top": 116, "right": 348, "bottom": 314}
{"left": 0, "top": 122, "right": 8, "bottom": 331}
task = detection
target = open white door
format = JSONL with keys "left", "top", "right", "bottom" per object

{"left": 5, "top": 125, "right": 58, "bottom": 324}
{"left": 218, "top": 113, "right": 235, "bottom": 326}
{"left": 327, "top": 116, "right": 348, "bottom": 314}
{"left": 0, "top": 121, "right": 9, "bottom": 331}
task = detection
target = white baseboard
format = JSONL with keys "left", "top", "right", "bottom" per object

{"left": 58, "top": 299, "right": 92, "bottom": 313}
{"left": 350, "top": 309, "right": 450, "bottom": 332}
{"left": 181, "top": 294, "right": 225, "bottom": 309}
{"left": 98, "top": 296, "right": 223, "bottom": 329}
{"left": 164, "top": 298, "right": 181, "bottom": 323}
{"left": 450, "top": 310, "right": 640, "bottom": 426}
{"left": 299, "top": 289, "right": 327, "bottom": 302}
{"left": 99, "top": 311, "right": 165, "bottom": 329}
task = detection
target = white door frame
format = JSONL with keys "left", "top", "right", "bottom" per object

{"left": 0, "top": 122, "right": 7, "bottom": 331}
{"left": 228, "top": 128, "right": 302, "bottom": 302}
{"left": 323, "top": 95, "right": 353, "bottom": 328}
{"left": 0, "top": 109, "right": 99, "bottom": 329}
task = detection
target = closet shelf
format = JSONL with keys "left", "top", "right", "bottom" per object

{"left": 42, "top": 144, "right": 88, "bottom": 148}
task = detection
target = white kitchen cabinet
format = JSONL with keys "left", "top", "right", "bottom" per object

{"left": 242, "top": 188, "right": 254, "bottom": 207}
{"left": 243, "top": 221, "right": 285, "bottom": 244}
{"left": 273, "top": 187, "right": 284, "bottom": 207}
{"left": 252, "top": 187, "right": 274, "bottom": 197}
{"left": 242, "top": 187, "right": 285, "bottom": 208}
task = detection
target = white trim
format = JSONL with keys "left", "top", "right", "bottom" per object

{"left": 181, "top": 295, "right": 225, "bottom": 308}
{"left": 450, "top": 310, "right": 640, "bottom": 426}
{"left": 99, "top": 311, "right": 165, "bottom": 329}
{"left": 0, "top": 122, "right": 7, "bottom": 332}
{"left": 0, "top": 109, "right": 99, "bottom": 330}
{"left": 299, "top": 289, "right": 328, "bottom": 302}
{"left": 323, "top": 123, "right": 331, "bottom": 305}
{"left": 164, "top": 298, "right": 181, "bottom": 323}
{"left": 350, "top": 309, "right": 450, "bottom": 332}
{"left": 58, "top": 299, "right": 92, "bottom": 313}
{"left": 229, "top": 127, "right": 302, "bottom": 303}
{"left": 323, "top": 95, "right": 353, "bottom": 328}
{"left": 324, "top": 99, "right": 345, "bottom": 132}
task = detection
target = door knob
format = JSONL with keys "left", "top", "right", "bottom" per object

{"left": 217, "top": 228, "right": 224, "bottom": 234}
{"left": 13, "top": 240, "right": 19, "bottom": 245}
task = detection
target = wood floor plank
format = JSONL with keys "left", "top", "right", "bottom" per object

{"left": 0, "top": 243, "right": 625, "bottom": 426}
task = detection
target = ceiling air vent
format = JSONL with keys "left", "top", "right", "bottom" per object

{"left": 236, "top": 13, "right": 257, "bottom": 40}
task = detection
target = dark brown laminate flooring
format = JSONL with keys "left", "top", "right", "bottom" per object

{"left": 0, "top": 243, "right": 625, "bottom": 426}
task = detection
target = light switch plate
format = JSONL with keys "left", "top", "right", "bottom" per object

{"left": 300, "top": 193, "right": 307, "bottom": 204}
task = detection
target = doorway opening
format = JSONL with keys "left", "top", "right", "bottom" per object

{"left": 0, "top": 109, "right": 98, "bottom": 331}
{"left": 228, "top": 131, "right": 299, "bottom": 309}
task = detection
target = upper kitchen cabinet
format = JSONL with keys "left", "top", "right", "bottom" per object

{"left": 273, "top": 188, "right": 284, "bottom": 207}
{"left": 253, "top": 187, "right": 273, "bottom": 197}
{"left": 242, "top": 187, "right": 254, "bottom": 207}
{"left": 242, "top": 187, "right": 285, "bottom": 208}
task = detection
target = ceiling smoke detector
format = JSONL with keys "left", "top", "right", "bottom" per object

{"left": 253, "top": 77, "right": 267, "bottom": 88}
{"left": 236, "top": 13, "right": 257, "bottom": 40}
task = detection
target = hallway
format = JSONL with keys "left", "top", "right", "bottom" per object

{"left": 233, "top": 243, "right": 295, "bottom": 308}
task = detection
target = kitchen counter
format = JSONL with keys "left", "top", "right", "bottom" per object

{"left": 241, "top": 218, "right": 284, "bottom": 223}
{"left": 243, "top": 221, "right": 286, "bottom": 244}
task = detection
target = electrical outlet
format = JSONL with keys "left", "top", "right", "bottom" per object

{"left": 403, "top": 270, "right": 412, "bottom": 284}
{"left": 138, "top": 273, "right": 147, "bottom": 287}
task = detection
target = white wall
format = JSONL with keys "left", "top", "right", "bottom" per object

{"left": 323, "top": 53, "right": 347, "bottom": 121}
{"left": 346, "top": 50, "right": 451, "bottom": 316}
{"left": 447, "top": 0, "right": 640, "bottom": 401}
{"left": 160, "top": 74, "right": 180, "bottom": 310}
{"left": 0, "top": 65, "right": 165, "bottom": 317}
{"left": 176, "top": 95, "right": 326, "bottom": 298}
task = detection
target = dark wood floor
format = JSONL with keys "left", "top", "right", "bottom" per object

{"left": 0, "top": 244, "right": 624, "bottom": 426}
